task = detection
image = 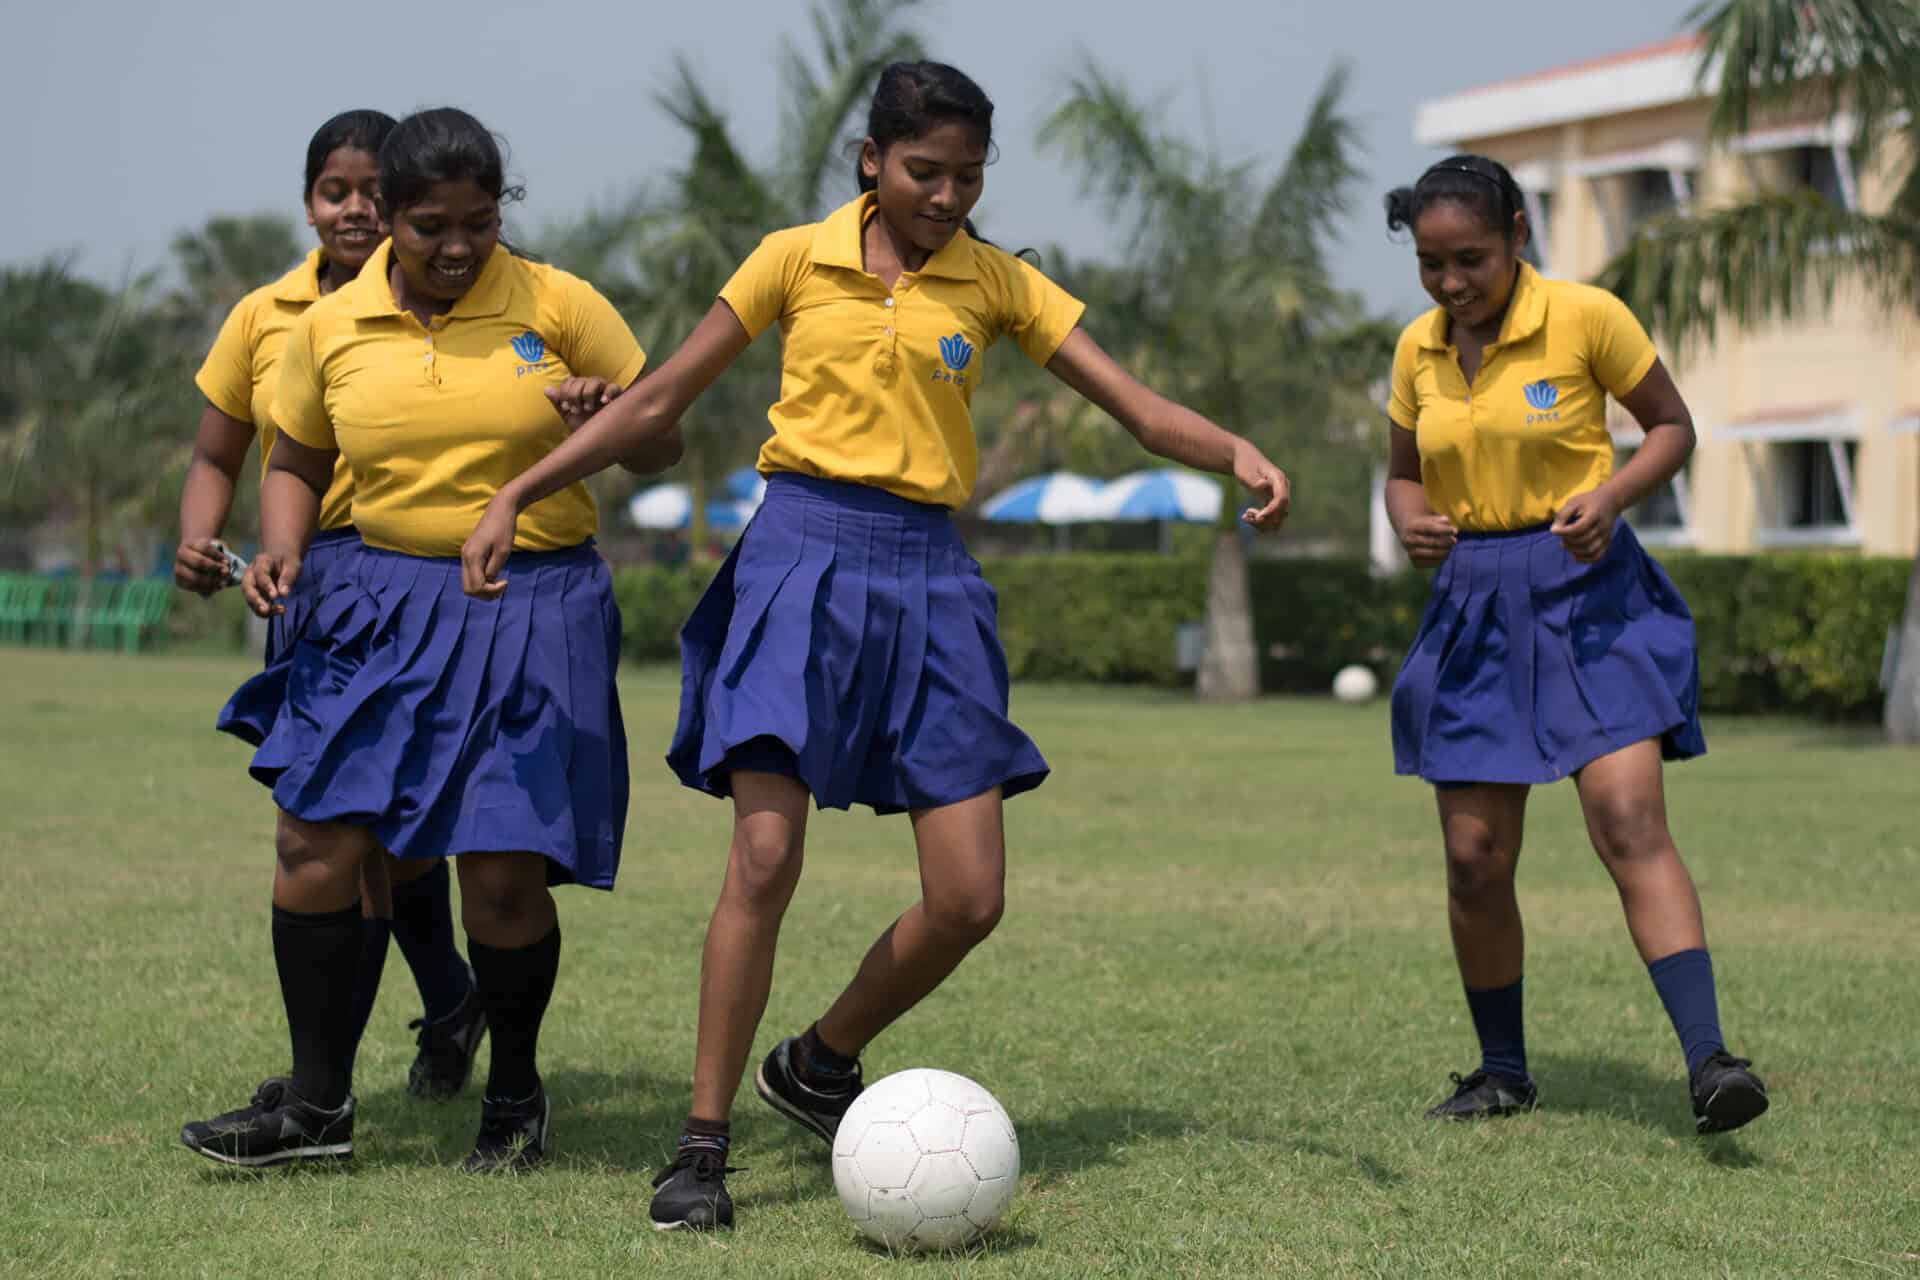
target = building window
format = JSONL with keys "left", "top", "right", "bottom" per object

{"left": 1774, "top": 440, "right": 1855, "bottom": 531}
{"left": 1521, "top": 188, "right": 1555, "bottom": 273}
{"left": 1591, "top": 167, "right": 1694, "bottom": 253}
{"left": 1734, "top": 121, "right": 1860, "bottom": 211}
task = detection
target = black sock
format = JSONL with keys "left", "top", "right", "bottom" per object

{"left": 342, "top": 916, "right": 392, "bottom": 1086}
{"left": 1464, "top": 979, "right": 1528, "bottom": 1081}
{"left": 468, "top": 925, "right": 560, "bottom": 1102}
{"left": 390, "top": 861, "right": 472, "bottom": 1023}
{"left": 271, "top": 902, "right": 362, "bottom": 1110}
{"left": 799, "top": 1023, "right": 858, "bottom": 1083}
{"left": 680, "top": 1115, "right": 731, "bottom": 1155}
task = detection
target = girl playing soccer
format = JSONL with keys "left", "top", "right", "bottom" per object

{"left": 1382, "top": 154, "right": 1767, "bottom": 1133}
{"left": 180, "top": 107, "right": 678, "bottom": 1171}
{"left": 176, "top": 109, "right": 484, "bottom": 1103}
{"left": 459, "top": 61, "right": 1292, "bottom": 1230}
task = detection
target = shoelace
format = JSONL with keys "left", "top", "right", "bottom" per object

{"left": 653, "top": 1146, "right": 742, "bottom": 1188}
{"left": 1446, "top": 1070, "right": 1492, "bottom": 1095}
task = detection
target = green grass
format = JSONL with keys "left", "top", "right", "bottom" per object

{"left": 3, "top": 648, "right": 1918, "bottom": 1278}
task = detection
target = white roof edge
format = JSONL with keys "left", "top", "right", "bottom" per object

{"left": 1414, "top": 44, "right": 1716, "bottom": 148}
{"left": 1718, "top": 408, "right": 1860, "bottom": 442}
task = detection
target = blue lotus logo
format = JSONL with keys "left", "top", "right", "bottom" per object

{"left": 511, "top": 331, "right": 545, "bottom": 363}
{"left": 1523, "top": 379, "right": 1559, "bottom": 411}
{"left": 938, "top": 332, "right": 974, "bottom": 372}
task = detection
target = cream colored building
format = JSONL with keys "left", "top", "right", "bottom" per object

{"left": 1412, "top": 35, "right": 1920, "bottom": 555}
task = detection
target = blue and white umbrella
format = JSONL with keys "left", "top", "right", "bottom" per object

{"left": 978, "top": 471, "right": 1106, "bottom": 524}
{"left": 1091, "top": 469, "right": 1222, "bottom": 523}
{"left": 626, "top": 484, "right": 757, "bottom": 531}
{"left": 723, "top": 467, "right": 767, "bottom": 504}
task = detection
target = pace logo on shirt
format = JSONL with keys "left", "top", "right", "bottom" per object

{"left": 1523, "top": 378, "right": 1561, "bottom": 424}
{"left": 932, "top": 332, "right": 974, "bottom": 387}
{"left": 511, "top": 330, "right": 553, "bottom": 377}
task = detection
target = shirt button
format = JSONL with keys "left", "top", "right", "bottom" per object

{"left": 883, "top": 297, "right": 895, "bottom": 308}
{"left": 885, "top": 327, "right": 894, "bottom": 336}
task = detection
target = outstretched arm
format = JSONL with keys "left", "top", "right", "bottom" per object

{"left": 1043, "top": 328, "right": 1290, "bottom": 530}
{"left": 461, "top": 300, "right": 753, "bottom": 596}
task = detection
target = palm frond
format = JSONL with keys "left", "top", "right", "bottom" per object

{"left": 779, "top": 0, "right": 926, "bottom": 217}
{"left": 1690, "top": 0, "right": 1920, "bottom": 141}
{"left": 1251, "top": 61, "right": 1364, "bottom": 278}
{"left": 1592, "top": 192, "right": 1920, "bottom": 350}
{"left": 1038, "top": 54, "right": 1203, "bottom": 248}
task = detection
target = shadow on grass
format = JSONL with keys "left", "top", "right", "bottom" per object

{"left": 1531, "top": 1051, "right": 1766, "bottom": 1165}
{"left": 845, "top": 1228, "right": 1041, "bottom": 1262}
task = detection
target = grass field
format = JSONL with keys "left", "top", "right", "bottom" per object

{"left": 4, "top": 648, "right": 1917, "bottom": 1278}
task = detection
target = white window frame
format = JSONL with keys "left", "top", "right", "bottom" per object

{"left": 1730, "top": 115, "right": 1860, "bottom": 211}
{"left": 1889, "top": 412, "right": 1920, "bottom": 435}
{"left": 1721, "top": 408, "right": 1861, "bottom": 546}
{"left": 1510, "top": 161, "right": 1556, "bottom": 275}
{"left": 1576, "top": 140, "right": 1701, "bottom": 252}
{"left": 1609, "top": 423, "right": 1693, "bottom": 547}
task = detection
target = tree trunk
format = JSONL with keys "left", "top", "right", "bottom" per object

{"left": 1196, "top": 529, "right": 1259, "bottom": 701}
{"left": 1884, "top": 551, "right": 1920, "bottom": 743}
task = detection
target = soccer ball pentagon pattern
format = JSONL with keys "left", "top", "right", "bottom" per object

{"left": 831, "top": 1068, "right": 1020, "bottom": 1251}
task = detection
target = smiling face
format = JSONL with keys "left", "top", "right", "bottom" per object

{"left": 1412, "top": 200, "right": 1529, "bottom": 339}
{"left": 304, "top": 145, "right": 385, "bottom": 277}
{"left": 386, "top": 178, "right": 500, "bottom": 305}
{"left": 860, "top": 120, "right": 987, "bottom": 259}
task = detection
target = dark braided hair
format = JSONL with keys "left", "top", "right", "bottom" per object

{"left": 1385, "top": 154, "right": 1527, "bottom": 240}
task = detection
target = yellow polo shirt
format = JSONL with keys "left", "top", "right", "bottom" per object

{"left": 720, "top": 192, "right": 1085, "bottom": 508}
{"left": 1388, "top": 263, "right": 1659, "bottom": 531}
{"left": 273, "top": 241, "right": 647, "bottom": 556}
{"left": 194, "top": 247, "right": 356, "bottom": 529}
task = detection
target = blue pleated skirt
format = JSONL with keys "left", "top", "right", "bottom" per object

{"left": 1390, "top": 520, "right": 1706, "bottom": 786}
{"left": 218, "top": 539, "right": 628, "bottom": 889}
{"left": 668, "top": 472, "right": 1047, "bottom": 814}
{"left": 218, "top": 527, "right": 363, "bottom": 746}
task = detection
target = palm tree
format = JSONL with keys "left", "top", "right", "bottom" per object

{"left": 0, "top": 261, "right": 197, "bottom": 575}
{"left": 167, "top": 213, "right": 303, "bottom": 344}
{"left": 1593, "top": 0, "right": 1920, "bottom": 740}
{"left": 1038, "top": 59, "right": 1393, "bottom": 699}
{"left": 538, "top": 0, "right": 926, "bottom": 547}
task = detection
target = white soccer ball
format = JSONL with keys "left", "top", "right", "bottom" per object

{"left": 831, "top": 1068, "right": 1020, "bottom": 1252}
{"left": 1332, "top": 663, "right": 1379, "bottom": 703}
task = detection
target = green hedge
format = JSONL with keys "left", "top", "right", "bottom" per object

{"left": 609, "top": 551, "right": 1912, "bottom": 718}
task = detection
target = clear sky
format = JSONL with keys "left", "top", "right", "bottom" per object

{"left": 6, "top": 0, "right": 1691, "bottom": 322}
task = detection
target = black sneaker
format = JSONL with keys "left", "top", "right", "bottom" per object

{"left": 462, "top": 1085, "right": 549, "bottom": 1172}
{"left": 649, "top": 1143, "right": 738, "bottom": 1231}
{"left": 1425, "top": 1068, "right": 1539, "bottom": 1120}
{"left": 754, "top": 1035, "right": 863, "bottom": 1146}
{"left": 180, "top": 1077, "right": 355, "bottom": 1168}
{"left": 1691, "top": 1051, "right": 1769, "bottom": 1134}
{"left": 407, "top": 974, "right": 487, "bottom": 1100}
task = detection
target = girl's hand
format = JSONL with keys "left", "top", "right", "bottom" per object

{"left": 1550, "top": 488, "right": 1621, "bottom": 563}
{"left": 1233, "top": 442, "right": 1291, "bottom": 531}
{"left": 174, "top": 537, "right": 229, "bottom": 596}
{"left": 461, "top": 496, "right": 519, "bottom": 599}
{"left": 242, "top": 552, "right": 301, "bottom": 618}
{"left": 546, "top": 377, "right": 622, "bottom": 432}
{"left": 1399, "top": 514, "right": 1457, "bottom": 568}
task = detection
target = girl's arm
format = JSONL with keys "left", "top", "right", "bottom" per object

{"left": 175, "top": 404, "right": 256, "bottom": 594}
{"left": 461, "top": 300, "right": 754, "bottom": 596}
{"left": 1550, "top": 358, "right": 1694, "bottom": 562}
{"left": 242, "top": 436, "right": 335, "bottom": 618}
{"left": 1042, "top": 328, "right": 1290, "bottom": 529}
{"left": 1385, "top": 424, "right": 1455, "bottom": 568}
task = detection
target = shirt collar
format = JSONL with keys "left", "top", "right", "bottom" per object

{"left": 268, "top": 248, "right": 327, "bottom": 304}
{"left": 345, "top": 240, "right": 515, "bottom": 321}
{"left": 1418, "top": 260, "right": 1548, "bottom": 351}
{"left": 809, "top": 191, "right": 980, "bottom": 281}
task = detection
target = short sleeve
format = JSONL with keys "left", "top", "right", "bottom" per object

{"left": 195, "top": 298, "right": 257, "bottom": 423}
{"left": 1584, "top": 287, "right": 1659, "bottom": 399}
{"left": 718, "top": 231, "right": 804, "bottom": 338}
{"left": 270, "top": 311, "right": 336, "bottom": 451}
{"left": 554, "top": 270, "right": 647, "bottom": 387}
{"left": 1387, "top": 324, "right": 1422, "bottom": 431}
{"left": 997, "top": 255, "right": 1086, "bottom": 366}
